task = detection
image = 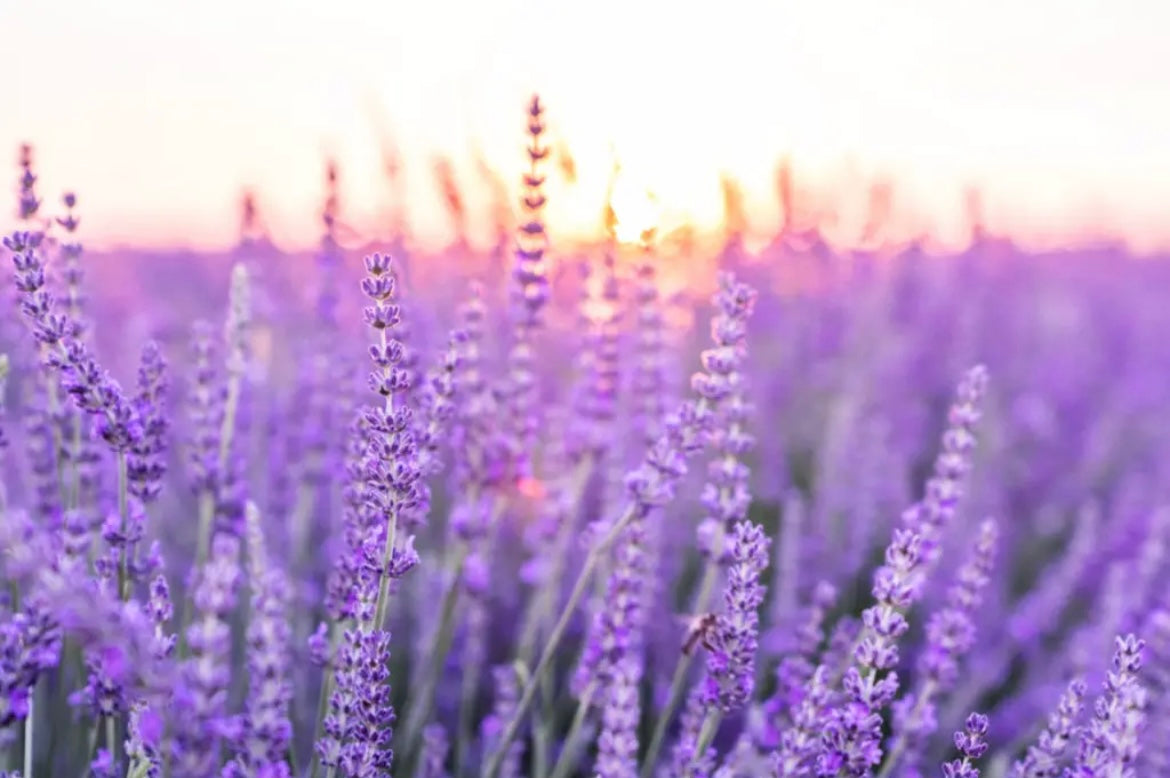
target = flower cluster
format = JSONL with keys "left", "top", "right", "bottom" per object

{"left": 2, "top": 104, "right": 1170, "bottom": 778}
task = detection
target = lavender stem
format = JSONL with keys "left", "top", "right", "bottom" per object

{"left": 546, "top": 682, "right": 596, "bottom": 778}
{"left": 398, "top": 543, "right": 470, "bottom": 762}
{"left": 116, "top": 451, "right": 129, "bottom": 600}
{"left": 481, "top": 503, "right": 637, "bottom": 778}
{"left": 685, "top": 710, "right": 723, "bottom": 778}
{"left": 24, "top": 696, "right": 34, "bottom": 778}
{"left": 639, "top": 552, "right": 722, "bottom": 777}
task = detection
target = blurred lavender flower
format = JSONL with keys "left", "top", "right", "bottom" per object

{"left": 127, "top": 341, "right": 168, "bottom": 505}
{"left": 1067, "top": 634, "right": 1147, "bottom": 776}
{"left": 172, "top": 534, "right": 241, "bottom": 778}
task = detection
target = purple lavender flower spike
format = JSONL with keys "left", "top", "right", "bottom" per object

{"left": 1010, "top": 677, "right": 1087, "bottom": 778}
{"left": 0, "top": 602, "right": 61, "bottom": 732}
{"left": 596, "top": 655, "right": 641, "bottom": 778}
{"left": 942, "top": 713, "right": 989, "bottom": 778}
{"left": 771, "top": 665, "right": 833, "bottom": 776}
{"left": 482, "top": 665, "right": 524, "bottom": 778}
{"left": 172, "top": 534, "right": 241, "bottom": 778}
{"left": 883, "top": 519, "right": 999, "bottom": 776}
{"left": 503, "top": 94, "right": 552, "bottom": 481}
{"left": 664, "top": 685, "right": 716, "bottom": 778}
{"left": 127, "top": 341, "right": 168, "bottom": 505}
{"left": 17, "top": 144, "right": 40, "bottom": 221}
{"left": 356, "top": 252, "right": 422, "bottom": 627}
{"left": 818, "top": 528, "right": 922, "bottom": 776}
{"left": 186, "top": 320, "right": 221, "bottom": 497}
{"left": 419, "top": 723, "right": 451, "bottom": 778}
{"left": 1136, "top": 608, "right": 1170, "bottom": 775}
{"left": 1066, "top": 634, "right": 1147, "bottom": 777}
{"left": 702, "top": 521, "right": 770, "bottom": 712}
{"left": 225, "top": 503, "right": 293, "bottom": 777}
{"left": 901, "top": 364, "right": 989, "bottom": 578}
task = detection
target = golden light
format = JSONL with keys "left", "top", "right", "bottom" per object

{"left": 608, "top": 167, "right": 662, "bottom": 246}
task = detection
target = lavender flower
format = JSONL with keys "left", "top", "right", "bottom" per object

{"left": 763, "top": 580, "right": 837, "bottom": 744}
{"left": 0, "top": 604, "right": 60, "bottom": 731}
{"left": 900, "top": 365, "right": 989, "bottom": 575}
{"left": 503, "top": 94, "right": 552, "bottom": 480}
{"left": 482, "top": 665, "right": 524, "bottom": 778}
{"left": 702, "top": 521, "right": 770, "bottom": 712}
{"left": 225, "top": 503, "right": 292, "bottom": 777}
{"left": 596, "top": 654, "right": 641, "bottom": 778}
{"left": 884, "top": 519, "right": 999, "bottom": 775}
{"left": 1011, "top": 677, "right": 1087, "bottom": 778}
{"left": 419, "top": 723, "right": 451, "bottom": 778}
{"left": 17, "top": 144, "right": 40, "bottom": 221}
{"left": 1067, "top": 634, "right": 1147, "bottom": 777}
{"left": 819, "top": 529, "right": 921, "bottom": 776}
{"left": 942, "top": 713, "right": 989, "bottom": 778}
{"left": 127, "top": 341, "right": 168, "bottom": 505}
{"left": 172, "top": 534, "right": 241, "bottom": 778}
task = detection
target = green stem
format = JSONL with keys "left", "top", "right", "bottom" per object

{"left": 481, "top": 504, "right": 636, "bottom": 778}
{"left": 399, "top": 544, "right": 470, "bottom": 766}
{"left": 177, "top": 490, "right": 217, "bottom": 659}
{"left": 23, "top": 695, "right": 33, "bottom": 778}
{"left": 68, "top": 413, "right": 82, "bottom": 510}
{"left": 685, "top": 711, "right": 723, "bottom": 778}
{"left": 639, "top": 560, "right": 721, "bottom": 778}
{"left": 455, "top": 625, "right": 483, "bottom": 778}
{"left": 105, "top": 715, "right": 117, "bottom": 765}
{"left": 515, "top": 457, "right": 595, "bottom": 666}
{"left": 370, "top": 515, "right": 399, "bottom": 631}
{"left": 546, "top": 684, "right": 596, "bottom": 778}
{"left": 116, "top": 452, "right": 130, "bottom": 600}
{"left": 874, "top": 679, "right": 936, "bottom": 778}
{"left": 531, "top": 666, "right": 556, "bottom": 778}
{"left": 309, "top": 622, "right": 343, "bottom": 778}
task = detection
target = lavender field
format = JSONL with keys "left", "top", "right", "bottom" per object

{"left": 2, "top": 98, "right": 1168, "bottom": 778}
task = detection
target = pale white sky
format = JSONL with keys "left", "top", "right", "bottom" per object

{"left": 6, "top": 0, "right": 1170, "bottom": 250}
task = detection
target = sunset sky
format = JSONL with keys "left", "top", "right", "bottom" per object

{"left": 6, "top": 0, "right": 1170, "bottom": 252}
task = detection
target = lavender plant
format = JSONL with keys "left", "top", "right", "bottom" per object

{"left": 1, "top": 97, "right": 1168, "bottom": 778}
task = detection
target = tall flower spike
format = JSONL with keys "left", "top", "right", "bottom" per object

{"left": 1136, "top": 608, "right": 1170, "bottom": 775}
{"left": 900, "top": 365, "right": 989, "bottom": 576}
{"left": 56, "top": 191, "right": 86, "bottom": 341}
{"left": 186, "top": 320, "right": 221, "bottom": 496}
{"left": 316, "top": 159, "right": 343, "bottom": 328}
{"left": 505, "top": 94, "right": 552, "bottom": 480}
{"left": 7, "top": 230, "right": 140, "bottom": 453}
{"left": 357, "top": 253, "right": 421, "bottom": 627}
{"left": 482, "top": 665, "right": 524, "bottom": 778}
{"left": 17, "top": 143, "right": 40, "bottom": 222}
{"left": 885, "top": 519, "right": 999, "bottom": 775}
{"left": 818, "top": 528, "right": 922, "bottom": 776}
{"left": 172, "top": 534, "right": 241, "bottom": 778}
{"left": 942, "top": 713, "right": 990, "bottom": 778}
{"left": 226, "top": 503, "right": 293, "bottom": 777}
{"left": 1067, "top": 634, "right": 1147, "bottom": 777}
{"left": 1010, "top": 677, "right": 1087, "bottom": 778}
{"left": 695, "top": 273, "right": 757, "bottom": 559}
{"left": 702, "top": 521, "right": 770, "bottom": 712}
{"left": 419, "top": 724, "right": 451, "bottom": 778}
{"left": 127, "top": 341, "right": 169, "bottom": 505}
{"left": 596, "top": 654, "right": 641, "bottom": 778}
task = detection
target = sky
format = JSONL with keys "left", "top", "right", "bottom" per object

{"left": 6, "top": 0, "right": 1170, "bottom": 252}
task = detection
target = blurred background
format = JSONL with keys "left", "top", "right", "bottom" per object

{"left": 6, "top": 0, "right": 1170, "bottom": 253}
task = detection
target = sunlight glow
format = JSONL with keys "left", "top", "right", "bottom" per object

{"left": 5, "top": 0, "right": 1169, "bottom": 252}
